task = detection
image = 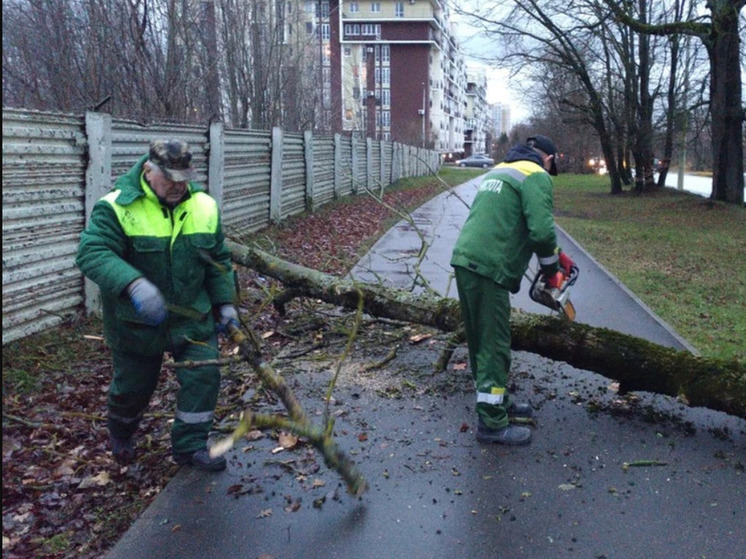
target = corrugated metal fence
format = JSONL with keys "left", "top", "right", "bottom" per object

{"left": 2, "top": 108, "right": 442, "bottom": 344}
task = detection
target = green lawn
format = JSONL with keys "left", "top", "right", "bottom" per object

{"left": 551, "top": 174, "right": 745, "bottom": 362}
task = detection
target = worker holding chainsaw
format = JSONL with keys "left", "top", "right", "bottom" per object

{"left": 76, "top": 139, "right": 238, "bottom": 471}
{"left": 450, "top": 134, "right": 576, "bottom": 445}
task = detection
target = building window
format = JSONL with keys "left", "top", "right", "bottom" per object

{"left": 349, "top": 2, "right": 359, "bottom": 13}
{"left": 381, "top": 67, "right": 390, "bottom": 85}
{"left": 371, "top": 2, "right": 381, "bottom": 13}
{"left": 304, "top": 1, "right": 316, "bottom": 13}
{"left": 381, "top": 45, "right": 390, "bottom": 63}
{"left": 321, "top": 1, "right": 329, "bottom": 18}
{"left": 344, "top": 23, "right": 361, "bottom": 36}
{"left": 306, "top": 22, "right": 314, "bottom": 35}
{"left": 394, "top": 2, "right": 404, "bottom": 17}
{"left": 321, "top": 23, "right": 330, "bottom": 40}
{"left": 382, "top": 88, "right": 390, "bottom": 106}
{"left": 344, "top": 46, "right": 352, "bottom": 57}
{"left": 381, "top": 111, "right": 390, "bottom": 127}
{"left": 361, "top": 24, "right": 379, "bottom": 36}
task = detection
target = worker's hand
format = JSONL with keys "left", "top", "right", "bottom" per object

{"left": 127, "top": 278, "right": 167, "bottom": 326}
{"left": 559, "top": 251, "right": 575, "bottom": 276}
{"left": 545, "top": 271, "right": 565, "bottom": 290}
{"left": 217, "top": 304, "right": 239, "bottom": 333}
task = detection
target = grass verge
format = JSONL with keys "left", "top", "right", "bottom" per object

{"left": 552, "top": 174, "right": 745, "bottom": 362}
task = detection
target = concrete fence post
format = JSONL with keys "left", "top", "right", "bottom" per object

{"left": 270, "top": 126, "right": 283, "bottom": 223}
{"left": 83, "top": 111, "right": 113, "bottom": 314}
{"left": 380, "top": 140, "right": 386, "bottom": 187}
{"left": 351, "top": 135, "right": 359, "bottom": 194}
{"left": 333, "top": 133, "right": 342, "bottom": 198}
{"left": 304, "top": 130, "right": 315, "bottom": 212}
{"left": 208, "top": 121, "right": 225, "bottom": 208}
{"left": 366, "top": 137, "right": 373, "bottom": 192}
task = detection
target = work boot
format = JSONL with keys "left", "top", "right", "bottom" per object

{"left": 507, "top": 401, "right": 533, "bottom": 418}
{"left": 476, "top": 419, "right": 532, "bottom": 445}
{"left": 110, "top": 435, "right": 136, "bottom": 464}
{"left": 173, "top": 448, "right": 227, "bottom": 472}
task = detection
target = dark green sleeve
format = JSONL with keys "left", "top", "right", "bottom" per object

{"left": 76, "top": 201, "right": 142, "bottom": 296}
{"left": 521, "top": 173, "right": 559, "bottom": 274}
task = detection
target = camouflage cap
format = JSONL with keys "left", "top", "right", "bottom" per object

{"left": 148, "top": 139, "right": 195, "bottom": 182}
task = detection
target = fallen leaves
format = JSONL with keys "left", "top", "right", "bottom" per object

{"left": 2, "top": 179, "right": 451, "bottom": 558}
{"left": 78, "top": 471, "right": 111, "bottom": 490}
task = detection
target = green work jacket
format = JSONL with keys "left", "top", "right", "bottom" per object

{"left": 450, "top": 156, "right": 559, "bottom": 293}
{"left": 76, "top": 155, "right": 236, "bottom": 355}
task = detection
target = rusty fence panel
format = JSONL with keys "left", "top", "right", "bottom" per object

{"left": 2, "top": 109, "right": 87, "bottom": 344}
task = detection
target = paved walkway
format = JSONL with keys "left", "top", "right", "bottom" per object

{"left": 351, "top": 176, "right": 695, "bottom": 351}
{"left": 105, "top": 177, "right": 744, "bottom": 559}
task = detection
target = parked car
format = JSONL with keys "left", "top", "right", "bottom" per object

{"left": 455, "top": 153, "right": 495, "bottom": 168}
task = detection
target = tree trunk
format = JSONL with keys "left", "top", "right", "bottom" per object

{"left": 227, "top": 241, "right": 746, "bottom": 420}
{"left": 708, "top": 2, "right": 745, "bottom": 203}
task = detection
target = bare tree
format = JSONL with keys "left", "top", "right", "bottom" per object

{"left": 3, "top": 0, "right": 329, "bottom": 130}
{"left": 603, "top": 0, "right": 745, "bottom": 204}
{"left": 454, "top": 0, "right": 632, "bottom": 193}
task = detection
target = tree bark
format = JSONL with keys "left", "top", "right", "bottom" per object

{"left": 227, "top": 240, "right": 746, "bottom": 420}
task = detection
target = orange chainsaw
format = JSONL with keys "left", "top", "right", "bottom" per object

{"left": 529, "top": 264, "right": 579, "bottom": 321}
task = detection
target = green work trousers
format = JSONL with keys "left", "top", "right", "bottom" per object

{"left": 454, "top": 266, "right": 512, "bottom": 430}
{"left": 107, "top": 333, "right": 221, "bottom": 455}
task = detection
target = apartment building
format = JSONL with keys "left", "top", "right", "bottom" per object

{"left": 490, "top": 103, "right": 511, "bottom": 138}
{"left": 293, "top": 1, "right": 491, "bottom": 157}
{"left": 464, "top": 68, "right": 490, "bottom": 156}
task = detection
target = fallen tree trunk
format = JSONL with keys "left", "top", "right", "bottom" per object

{"left": 227, "top": 240, "right": 746, "bottom": 420}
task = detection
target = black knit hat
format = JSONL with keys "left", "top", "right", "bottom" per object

{"left": 527, "top": 135, "right": 558, "bottom": 176}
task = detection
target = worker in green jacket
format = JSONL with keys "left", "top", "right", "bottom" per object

{"left": 76, "top": 139, "right": 238, "bottom": 471}
{"left": 451, "top": 135, "right": 575, "bottom": 445}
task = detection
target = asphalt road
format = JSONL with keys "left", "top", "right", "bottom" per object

{"left": 105, "top": 176, "right": 745, "bottom": 559}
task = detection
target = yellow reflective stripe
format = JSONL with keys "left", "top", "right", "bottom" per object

{"left": 178, "top": 193, "right": 219, "bottom": 235}
{"left": 477, "top": 387, "right": 505, "bottom": 405}
{"left": 103, "top": 189, "right": 170, "bottom": 237}
{"left": 496, "top": 159, "right": 544, "bottom": 178}
{"left": 102, "top": 187, "right": 219, "bottom": 239}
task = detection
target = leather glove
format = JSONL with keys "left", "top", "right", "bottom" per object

{"left": 217, "top": 304, "right": 239, "bottom": 333}
{"left": 545, "top": 271, "right": 565, "bottom": 290}
{"left": 559, "top": 251, "right": 575, "bottom": 276}
{"left": 127, "top": 278, "right": 167, "bottom": 326}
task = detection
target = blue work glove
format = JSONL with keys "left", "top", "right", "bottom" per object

{"left": 217, "top": 304, "right": 239, "bottom": 333}
{"left": 126, "top": 278, "right": 167, "bottom": 326}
